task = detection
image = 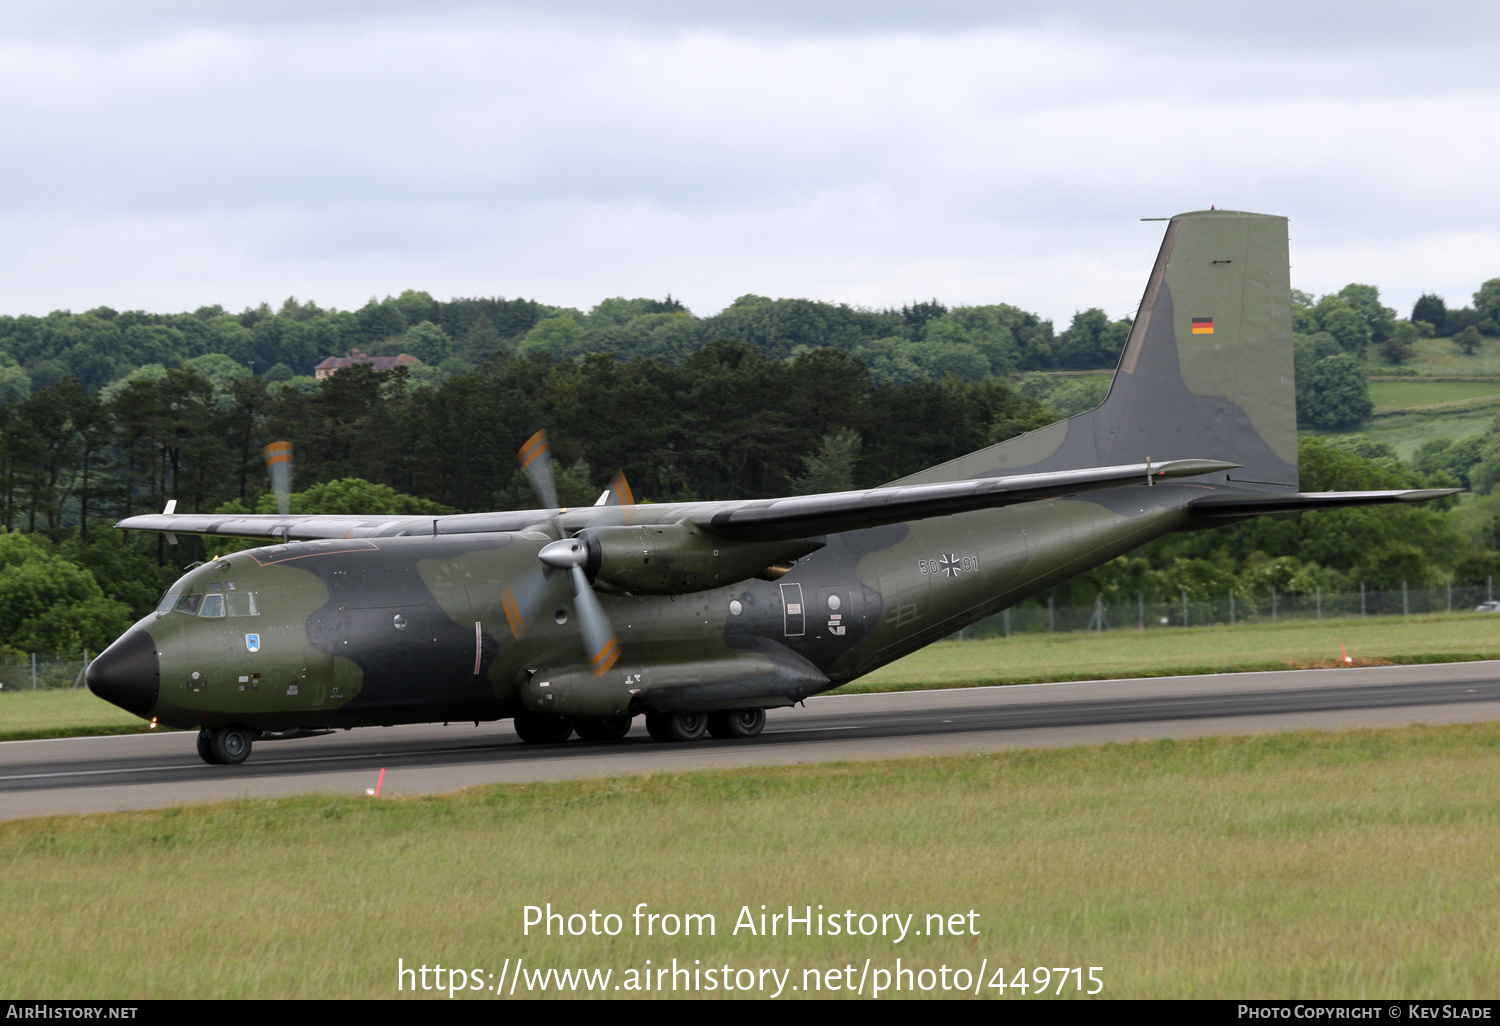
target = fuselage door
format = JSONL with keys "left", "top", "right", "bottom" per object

{"left": 342, "top": 604, "right": 433, "bottom": 704}
{"left": 780, "top": 582, "right": 805, "bottom": 637}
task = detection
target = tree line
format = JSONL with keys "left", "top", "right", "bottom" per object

{"left": 1, "top": 274, "right": 1498, "bottom": 659}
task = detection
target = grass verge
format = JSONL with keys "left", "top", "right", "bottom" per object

{"left": 0, "top": 688, "right": 161, "bottom": 743}
{"left": 4, "top": 722, "right": 1500, "bottom": 997}
{"left": 838, "top": 612, "right": 1500, "bottom": 694}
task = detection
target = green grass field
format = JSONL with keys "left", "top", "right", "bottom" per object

{"left": 1314, "top": 407, "right": 1498, "bottom": 461}
{"left": 4, "top": 723, "right": 1500, "bottom": 998}
{"left": 0, "top": 687, "right": 159, "bottom": 742}
{"left": 1380, "top": 335, "right": 1500, "bottom": 376}
{"left": 5, "top": 614, "right": 1499, "bottom": 741}
{"left": 1368, "top": 379, "right": 1500, "bottom": 411}
{"left": 841, "top": 612, "right": 1500, "bottom": 692}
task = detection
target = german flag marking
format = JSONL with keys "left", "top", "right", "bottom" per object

{"left": 589, "top": 637, "right": 621, "bottom": 676}
{"left": 1191, "top": 317, "right": 1215, "bottom": 335}
{"left": 519, "top": 430, "right": 549, "bottom": 468}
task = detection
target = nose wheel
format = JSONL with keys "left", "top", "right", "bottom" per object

{"left": 196, "top": 726, "right": 254, "bottom": 765}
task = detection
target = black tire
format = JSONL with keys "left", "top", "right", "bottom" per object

{"left": 513, "top": 710, "right": 574, "bottom": 744}
{"left": 708, "top": 707, "right": 766, "bottom": 739}
{"left": 196, "top": 729, "right": 222, "bottom": 765}
{"left": 210, "top": 726, "right": 253, "bottom": 765}
{"left": 574, "top": 715, "right": 633, "bottom": 741}
{"left": 647, "top": 711, "right": 708, "bottom": 742}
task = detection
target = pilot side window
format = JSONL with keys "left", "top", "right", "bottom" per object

{"left": 226, "top": 592, "right": 260, "bottom": 617}
{"left": 198, "top": 593, "right": 226, "bottom": 618}
{"left": 173, "top": 593, "right": 203, "bottom": 615}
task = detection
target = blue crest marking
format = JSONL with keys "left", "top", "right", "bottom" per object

{"left": 245, "top": 634, "right": 261, "bottom": 653}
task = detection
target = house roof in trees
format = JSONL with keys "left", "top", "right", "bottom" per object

{"left": 313, "top": 349, "right": 421, "bottom": 380}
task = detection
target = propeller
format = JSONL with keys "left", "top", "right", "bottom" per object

{"left": 505, "top": 430, "right": 623, "bottom": 676}
{"left": 263, "top": 441, "right": 293, "bottom": 516}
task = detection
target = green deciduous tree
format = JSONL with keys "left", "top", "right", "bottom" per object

{"left": 1298, "top": 353, "right": 1372, "bottom": 428}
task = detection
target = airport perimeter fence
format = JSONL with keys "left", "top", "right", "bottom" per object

{"left": 955, "top": 581, "right": 1500, "bottom": 641}
{"left": 0, "top": 653, "right": 92, "bottom": 692}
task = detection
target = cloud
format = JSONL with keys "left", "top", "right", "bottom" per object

{"left": 0, "top": 5, "right": 1496, "bottom": 323}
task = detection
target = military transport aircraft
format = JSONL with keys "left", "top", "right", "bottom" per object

{"left": 87, "top": 210, "right": 1454, "bottom": 765}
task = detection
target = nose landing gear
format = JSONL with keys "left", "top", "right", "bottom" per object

{"left": 196, "top": 725, "right": 254, "bottom": 765}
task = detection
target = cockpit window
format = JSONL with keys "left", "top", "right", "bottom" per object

{"left": 173, "top": 593, "right": 203, "bottom": 615}
{"left": 199, "top": 593, "right": 226, "bottom": 618}
{"left": 226, "top": 592, "right": 260, "bottom": 617}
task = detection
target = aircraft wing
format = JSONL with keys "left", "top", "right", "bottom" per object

{"left": 1188, "top": 489, "right": 1459, "bottom": 518}
{"left": 115, "top": 512, "right": 445, "bottom": 542}
{"left": 117, "top": 458, "right": 1241, "bottom": 544}
{"left": 696, "top": 458, "right": 1238, "bottom": 540}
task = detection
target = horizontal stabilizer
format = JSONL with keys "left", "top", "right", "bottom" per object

{"left": 701, "top": 458, "right": 1238, "bottom": 540}
{"left": 1190, "top": 489, "right": 1459, "bottom": 518}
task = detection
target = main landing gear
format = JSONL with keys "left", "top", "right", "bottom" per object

{"left": 511, "top": 708, "right": 767, "bottom": 744}
{"left": 196, "top": 725, "right": 254, "bottom": 765}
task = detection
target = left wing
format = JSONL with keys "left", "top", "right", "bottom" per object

{"left": 115, "top": 512, "right": 444, "bottom": 542}
{"left": 695, "top": 458, "right": 1238, "bottom": 541}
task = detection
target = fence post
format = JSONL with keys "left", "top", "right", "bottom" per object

{"left": 1181, "top": 589, "right": 1188, "bottom": 628}
{"left": 1490, "top": 576, "right": 1494, "bottom": 603}
{"left": 1272, "top": 586, "right": 1277, "bottom": 623}
{"left": 1094, "top": 594, "right": 1104, "bottom": 631}
{"left": 1230, "top": 588, "right": 1235, "bottom": 625}
{"left": 1448, "top": 578, "right": 1452, "bottom": 613}
{"left": 31, "top": 652, "right": 37, "bottom": 691}
{"left": 1138, "top": 592, "right": 1144, "bottom": 629}
{"left": 1003, "top": 608, "right": 1011, "bottom": 639}
{"left": 1316, "top": 585, "right": 1321, "bottom": 621}
{"left": 1048, "top": 597, "right": 1055, "bottom": 633}
{"left": 1403, "top": 580, "right": 1409, "bottom": 617}
{"left": 1360, "top": 582, "right": 1366, "bottom": 617}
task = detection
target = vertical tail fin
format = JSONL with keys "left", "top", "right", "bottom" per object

{"left": 897, "top": 209, "right": 1298, "bottom": 492}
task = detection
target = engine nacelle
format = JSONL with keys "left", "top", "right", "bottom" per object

{"left": 518, "top": 645, "right": 831, "bottom": 718}
{"left": 579, "top": 523, "right": 823, "bottom": 596}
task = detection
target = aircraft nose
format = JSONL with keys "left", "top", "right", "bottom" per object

{"left": 86, "top": 629, "right": 160, "bottom": 718}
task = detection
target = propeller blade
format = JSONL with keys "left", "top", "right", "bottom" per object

{"left": 569, "top": 565, "right": 620, "bottom": 676}
{"left": 518, "top": 429, "right": 569, "bottom": 538}
{"left": 499, "top": 566, "right": 557, "bottom": 638}
{"left": 263, "top": 441, "right": 293, "bottom": 516}
{"left": 518, "top": 430, "right": 560, "bottom": 510}
{"left": 522, "top": 430, "right": 621, "bottom": 674}
{"left": 589, "top": 470, "right": 638, "bottom": 525}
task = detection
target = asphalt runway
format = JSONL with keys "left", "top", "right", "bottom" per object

{"left": 4, "top": 660, "right": 1500, "bottom": 821}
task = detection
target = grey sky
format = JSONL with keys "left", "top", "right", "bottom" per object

{"left": 1, "top": 1, "right": 1496, "bottom": 325}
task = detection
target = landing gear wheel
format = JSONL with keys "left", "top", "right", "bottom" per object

{"left": 708, "top": 707, "right": 766, "bottom": 739}
{"left": 210, "top": 726, "right": 253, "bottom": 765}
{"left": 646, "top": 711, "right": 708, "bottom": 742}
{"left": 513, "top": 710, "right": 575, "bottom": 744}
{"left": 196, "top": 729, "right": 222, "bottom": 765}
{"left": 574, "top": 715, "right": 633, "bottom": 741}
